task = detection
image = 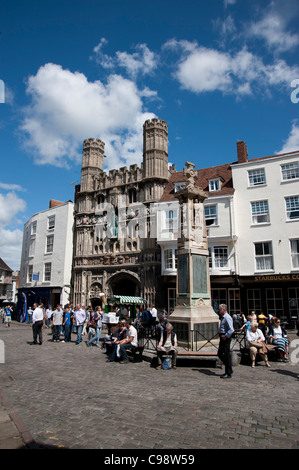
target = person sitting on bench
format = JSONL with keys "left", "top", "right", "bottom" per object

{"left": 156, "top": 322, "right": 178, "bottom": 370}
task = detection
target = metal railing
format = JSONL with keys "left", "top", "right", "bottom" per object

{"left": 136, "top": 323, "right": 246, "bottom": 353}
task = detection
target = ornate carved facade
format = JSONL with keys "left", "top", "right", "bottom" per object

{"left": 73, "top": 118, "right": 169, "bottom": 308}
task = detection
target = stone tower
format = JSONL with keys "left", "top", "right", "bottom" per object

{"left": 80, "top": 138, "right": 105, "bottom": 192}
{"left": 142, "top": 118, "right": 168, "bottom": 181}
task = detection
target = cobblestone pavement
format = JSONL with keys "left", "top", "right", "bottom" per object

{"left": 0, "top": 321, "right": 298, "bottom": 450}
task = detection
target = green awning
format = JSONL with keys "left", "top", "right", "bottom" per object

{"left": 108, "top": 295, "right": 147, "bottom": 305}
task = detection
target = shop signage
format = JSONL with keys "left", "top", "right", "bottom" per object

{"left": 254, "top": 274, "right": 299, "bottom": 282}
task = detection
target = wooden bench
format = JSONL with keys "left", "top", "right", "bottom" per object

{"left": 176, "top": 350, "right": 222, "bottom": 367}
{"left": 240, "top": 343, "right": 278, "bottom": 364}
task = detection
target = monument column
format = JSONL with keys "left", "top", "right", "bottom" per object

{"left": 170, "top": 162, "right": 219, "bottom": 346}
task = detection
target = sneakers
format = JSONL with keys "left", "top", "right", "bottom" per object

{"left": 156, "top": 365, "right": 162, "bottom": 370}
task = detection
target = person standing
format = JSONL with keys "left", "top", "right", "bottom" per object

{"left": 62, "top": 306, "right": 72, "bottom": 342}
{"left": 27, "top": 306, "right": 33, "bottom": 324}
{"left": 4, "top": 306, "right": 12, "bottom": 328}
{"left": 217, "top": 304, "right": 234, "bottom": 379}
{"left": 32, "top": 303, "right": 44, "bottom": 345}
{"left": 52, "top": 304, "right": 63, "bottom": 342}
{"left": 45, "top": 305, "right": 53, "bottom": 328}
{"left": 72, "top": 304, "right": 86, "bottom": 345}
{"left": 86, "top": 306, "right": 103, "bottom": 348}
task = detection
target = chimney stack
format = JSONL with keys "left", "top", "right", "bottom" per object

{"left": 237, "top": 141, "right": 248, "bottom": 163}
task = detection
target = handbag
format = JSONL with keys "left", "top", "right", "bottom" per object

{"left": 249, "top": 341, "right": 268, "bottom": 354}
{"left": 162, "top": 358, "right": 172, "bottom": 370}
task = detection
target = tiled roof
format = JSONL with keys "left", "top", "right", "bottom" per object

{"left": 160, "top": 162, "right": 234, "bottom": 202}
{"left": 0, "top": 258, "right": 13, "bottom": 272}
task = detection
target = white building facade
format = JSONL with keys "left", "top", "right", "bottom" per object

{"left": 156, "top": 145, "right": 299, "bottom": 323}
{"left": 231, "top": 150, "right": 299, "bottom": 323}
{"left": 17, "top": 200, "right": 74, "bottom": 313}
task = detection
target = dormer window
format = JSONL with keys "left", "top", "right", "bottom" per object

{"left": 208, "top": 178, "right": 221, "bottom": 192}
{"left": 174, "top": 182, "right": 186, "bottom": 192}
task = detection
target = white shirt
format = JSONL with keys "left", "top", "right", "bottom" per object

{"left": 273, "top": 327, "right": 283, "bottom": 339}
{"left": 246, "top": 328, "right": 265, "bottom": 344}
{"left": 46, "top": 309, "right": 53, "bottom": 319}
{"left": 126, "top": 325, "right": 138, "bottom": 347}
{"left": 32, "top": 307, "right": 44, "bottom": 323}
{"left": 151, "top": 308, "right": 158, "bottom": 320}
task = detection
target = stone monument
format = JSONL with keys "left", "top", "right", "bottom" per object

{"left": 170, "top": 161, "right": 219, "bottom": 346}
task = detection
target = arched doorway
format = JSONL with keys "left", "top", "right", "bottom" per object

{"left": 108, "top": 271, "right": 140, "bottom": 297}
{"left": 89, "top": 282, "right": 104, "bottom": 309}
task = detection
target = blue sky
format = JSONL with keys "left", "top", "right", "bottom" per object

{"left": 0, "top": 0, "right": 298, "bottom": 270}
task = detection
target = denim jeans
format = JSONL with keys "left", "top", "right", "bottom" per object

{"left": 64, "top": 324, "right": 71, "bottom": 342}
{"left": 119, "top": 343, "right": 133, "bottom": 362}
{"left": 87, "top": 327, "right": 101, "bottom": 346}
{"left": 76, "top": 324, "right": 84, "bottom": 344}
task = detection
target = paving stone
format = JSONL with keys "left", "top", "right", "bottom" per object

{"left": 0, "top": 321, "right": 298, "bottom": 450}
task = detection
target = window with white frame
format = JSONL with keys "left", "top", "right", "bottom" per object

{"left": 44, "top": 262, "right": 51, "bottom": 282}
{"left": 46, "top": 235, "right": 54, "bottom": 253}
{"left": 254, "top": 241, "right": 273, "bottom": 271}
{"left": 209, "top": 246, "right": 228, "bottom": 269}
{"left": 251, "top": 200, "right": 270, "bottom": 224}
{"left": 285, "top": 195, "right": 299, "bottom": 220}
{"left": 208, "top": 178, "right": 221, "bottom": 192}
{"left": 31, "top": 221, "right": 37, "bottom": 235}
{"left": 166, "top": 209, "right": 178, "bottom": 232}
{"left": 248, "top": 168, "right": 266, "bottom": 186}
{"left": 281, "top": 161, "right": 299, "bottom": 181}
{"left": 164, "top": 248, "right": 177, "bottom": 271}
{"left": 290, "top": 239, "right": 299, "bottom": 269}
{"left": 28, "top": 265, "right": 33, "bottom": 283}
{"left": 48, "top": 215, "right": 55, "bottom": 230}
{"left": 205, "top": 205, "right": 217, "bottom": 226}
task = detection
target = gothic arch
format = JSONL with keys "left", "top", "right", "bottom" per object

{"left": 107, "top": 270, "right": 140, "bottom": 297}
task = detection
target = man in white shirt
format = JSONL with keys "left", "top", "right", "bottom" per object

{"left": 52, "top": 304, "right": 63, "bottom": 342}
{"left": 32, "top": 303, "right": 44, "bottom": 345}
{"left": 45, "top": 305, "right": 53, "bottom": 328}
{"left": 150, "top": 306, "right": 158, "bottom": 324}
{"left": 72, "top": 304, "right": 86, "bottom": 345}
{"left": 118, "top": 320, "right": 138, "bottom": 363}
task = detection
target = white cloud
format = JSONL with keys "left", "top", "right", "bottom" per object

{"left": 0, "top": 192, "right": 27, "bottom": 226}
{"left": 93, "top": 40, "right": 158, "bottom": 79}
{"left": 0, "top": 227, "right": 24, "bottom": 271}
{"left": 164, "top": 39, "right": 299, "bottom": 97}
{"left": 278, "top": 121, "right": 299, "bottom": 153}
{"left": 0, "top": 192, "right": 27, "bottom": 271}
{"left": 248, "top": 1, "right": 299, "bottom": 52}
{"left": 0, "top": 182, "right": 26, "bottom": 191}
{"left": 20, "top": 63, "right": 157, "bottom": 169}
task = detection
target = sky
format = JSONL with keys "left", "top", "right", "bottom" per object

{"left": 0, "top": 0, "right": 298, "bottom": 271}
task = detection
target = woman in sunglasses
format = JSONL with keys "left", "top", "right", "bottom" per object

{"left": 268, "top": 317, "right": 289, "bottom": 362}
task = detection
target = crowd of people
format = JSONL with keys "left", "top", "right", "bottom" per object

{"left": 26, "top": 303, "right": 170, "bottom": 365}
{"left": 3, "top": 301, "right": 298, "bottom": 378}
{"left": 234, "top": 309, "right": 292, "bottom": 366}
